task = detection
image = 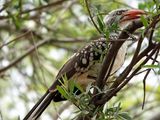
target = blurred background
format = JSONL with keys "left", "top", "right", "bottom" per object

{"left": 0, "top": 0, "right": 160, "bottom": 120}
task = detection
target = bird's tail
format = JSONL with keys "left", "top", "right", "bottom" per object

{"left": 23, "top": 90, "right": 55, "bottom": 120}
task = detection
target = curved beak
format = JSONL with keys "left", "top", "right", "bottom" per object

{"left": 120, "top": 9, "right": 146, "bottom": 22}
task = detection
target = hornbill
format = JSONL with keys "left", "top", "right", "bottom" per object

{"left": 24, "top": 8, "right": 145, "bottom": 120}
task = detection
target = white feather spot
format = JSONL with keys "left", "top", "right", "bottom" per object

{"left": 95, "top": 52, "right": 98, "bottom": 56}
{"left": 76, "top": 67, "right": 80, "bottom": 71}
{"left": 82, "top": 58, "right": 87, "bottom": 64}
{"left": 90, "top": 53, "right": 94, "bottom": 56}
{"left": 81, "top": 68, "right": 84, "bottom": 71}
{"left": 89, "top": 56, "right": 93, "bottom": 61}
{"left": 96, "top": 42, "right": 99, "bottom": 46}
{"left": 102, "top": 43, "right": 106, "bottom": 47}
{"left": 98, "top": 45, "right": 101, "bottom": 48}
{"left": 90, "top": 48, "right": 93, "bottom": 51}
{"left": 85, "top": 45, "right": 88, "bottom": 48}
{"left": 74, "top": 62, "right": 78, "bottom": 68}
{"left": 76, "top": 53, "right": 79, "bottom": 56}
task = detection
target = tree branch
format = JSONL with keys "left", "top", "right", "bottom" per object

{"left": 84, "top": 0, "right": 101, "bottom": 34}
{"left": 0, "top": 0, "right": 66, "bottom": 20}
{"left": 99, "top": 43, "right": 160, "bottom": 104}
{"left": 92, "top": 18, "right": 144, "bottom": 104}
{"left": 0, "top": 38, "right": 86, "bottom": 74}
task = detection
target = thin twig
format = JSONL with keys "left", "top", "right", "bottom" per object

{"left": 0, "top": 31, "right": 31, "bottom": 49}
{"left": 110, "top": 15, "right": 159, "bottom": 89}
{"left": 95, "top": 14, "right": 160, "bottom": 105}
{"left": 141, "top": 22, "right": 159, "bottom": 109}
{"left": 92, "top": 18, "right": 144, "bottom": 104}
{"left": 0, "top": 1, "right": 12, "bottom": 13}
{"left": 21, "top": 0, "right": 65, "bottom": 14}
{"left": 97, "top": 43, "right": 160, "bottom": 104}
{"left": 0, "top": 38, "right": 86, "bottom": 73}
{"left": 0, "top": 0, "right": 66, "bottom": 20}
{"left": 134, "top": 69, "right": 150, "bottom": 76}
{"left": 84, "top": 0, "right": 101, "bottom": 34}
{"left": 141, "top": 50, "right": 158, "bottom": 109}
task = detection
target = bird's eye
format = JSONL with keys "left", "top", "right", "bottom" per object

{"left": 116, "top": 10, "right": 127, "bottom": 15}
{"left": 117, "top": 11, "right": 122, "bottom": 15}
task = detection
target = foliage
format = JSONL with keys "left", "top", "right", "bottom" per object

{"left": 0, "top": 0, "right": 160, "bottom": 120}
{"left": 57, "top": 78, "right": 132, "bottom": 120}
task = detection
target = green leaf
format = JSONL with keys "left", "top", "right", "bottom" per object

{"left": 158, "top": 63, "right": 160, "bottom": 74}
{"left": 138, "top": 3, "right": 146, "bottom": 9}
{"left": 118, "top": 112, "right": 132, "bottom": 120}
{"left": 140, "top": 15, "right": 148, "bottom": 27}
{"left": 97, "top": 15, "right": 104, "bottom": 32}
{"left": 68, "top": 80, "right": 75, "bottom": 93}
{"left": 61, "top": 74, "right": 69, "bottom": 88}
{"left": 7, "top": 11, "right": 21, "bottom": 29}
{"left": 96, "top": 9, "right": 104, "bottom": 32}
{"left": 115, "top": 103, "right": 121, "bottom": 114}
{"left": 56, "top": 86, "right": 69, "bottom": 99}
{"left": 79, "top": 0, "right": 85, "bottom": 6}
{"left": 105, "top": 30, "right": 110, "bottom": 39}
{"left": 143, "top": 65, "right": 160, "bottom": 69}
{"left": 75, "top": 82, "right": 84, "bottom": 93}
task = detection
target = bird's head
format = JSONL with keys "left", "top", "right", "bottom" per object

{"left": 104, "top": 8, "right": 146, "bottom": 30}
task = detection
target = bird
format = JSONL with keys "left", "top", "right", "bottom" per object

{"left": 23, "top": 8, "right": 145, "bottom": 120}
